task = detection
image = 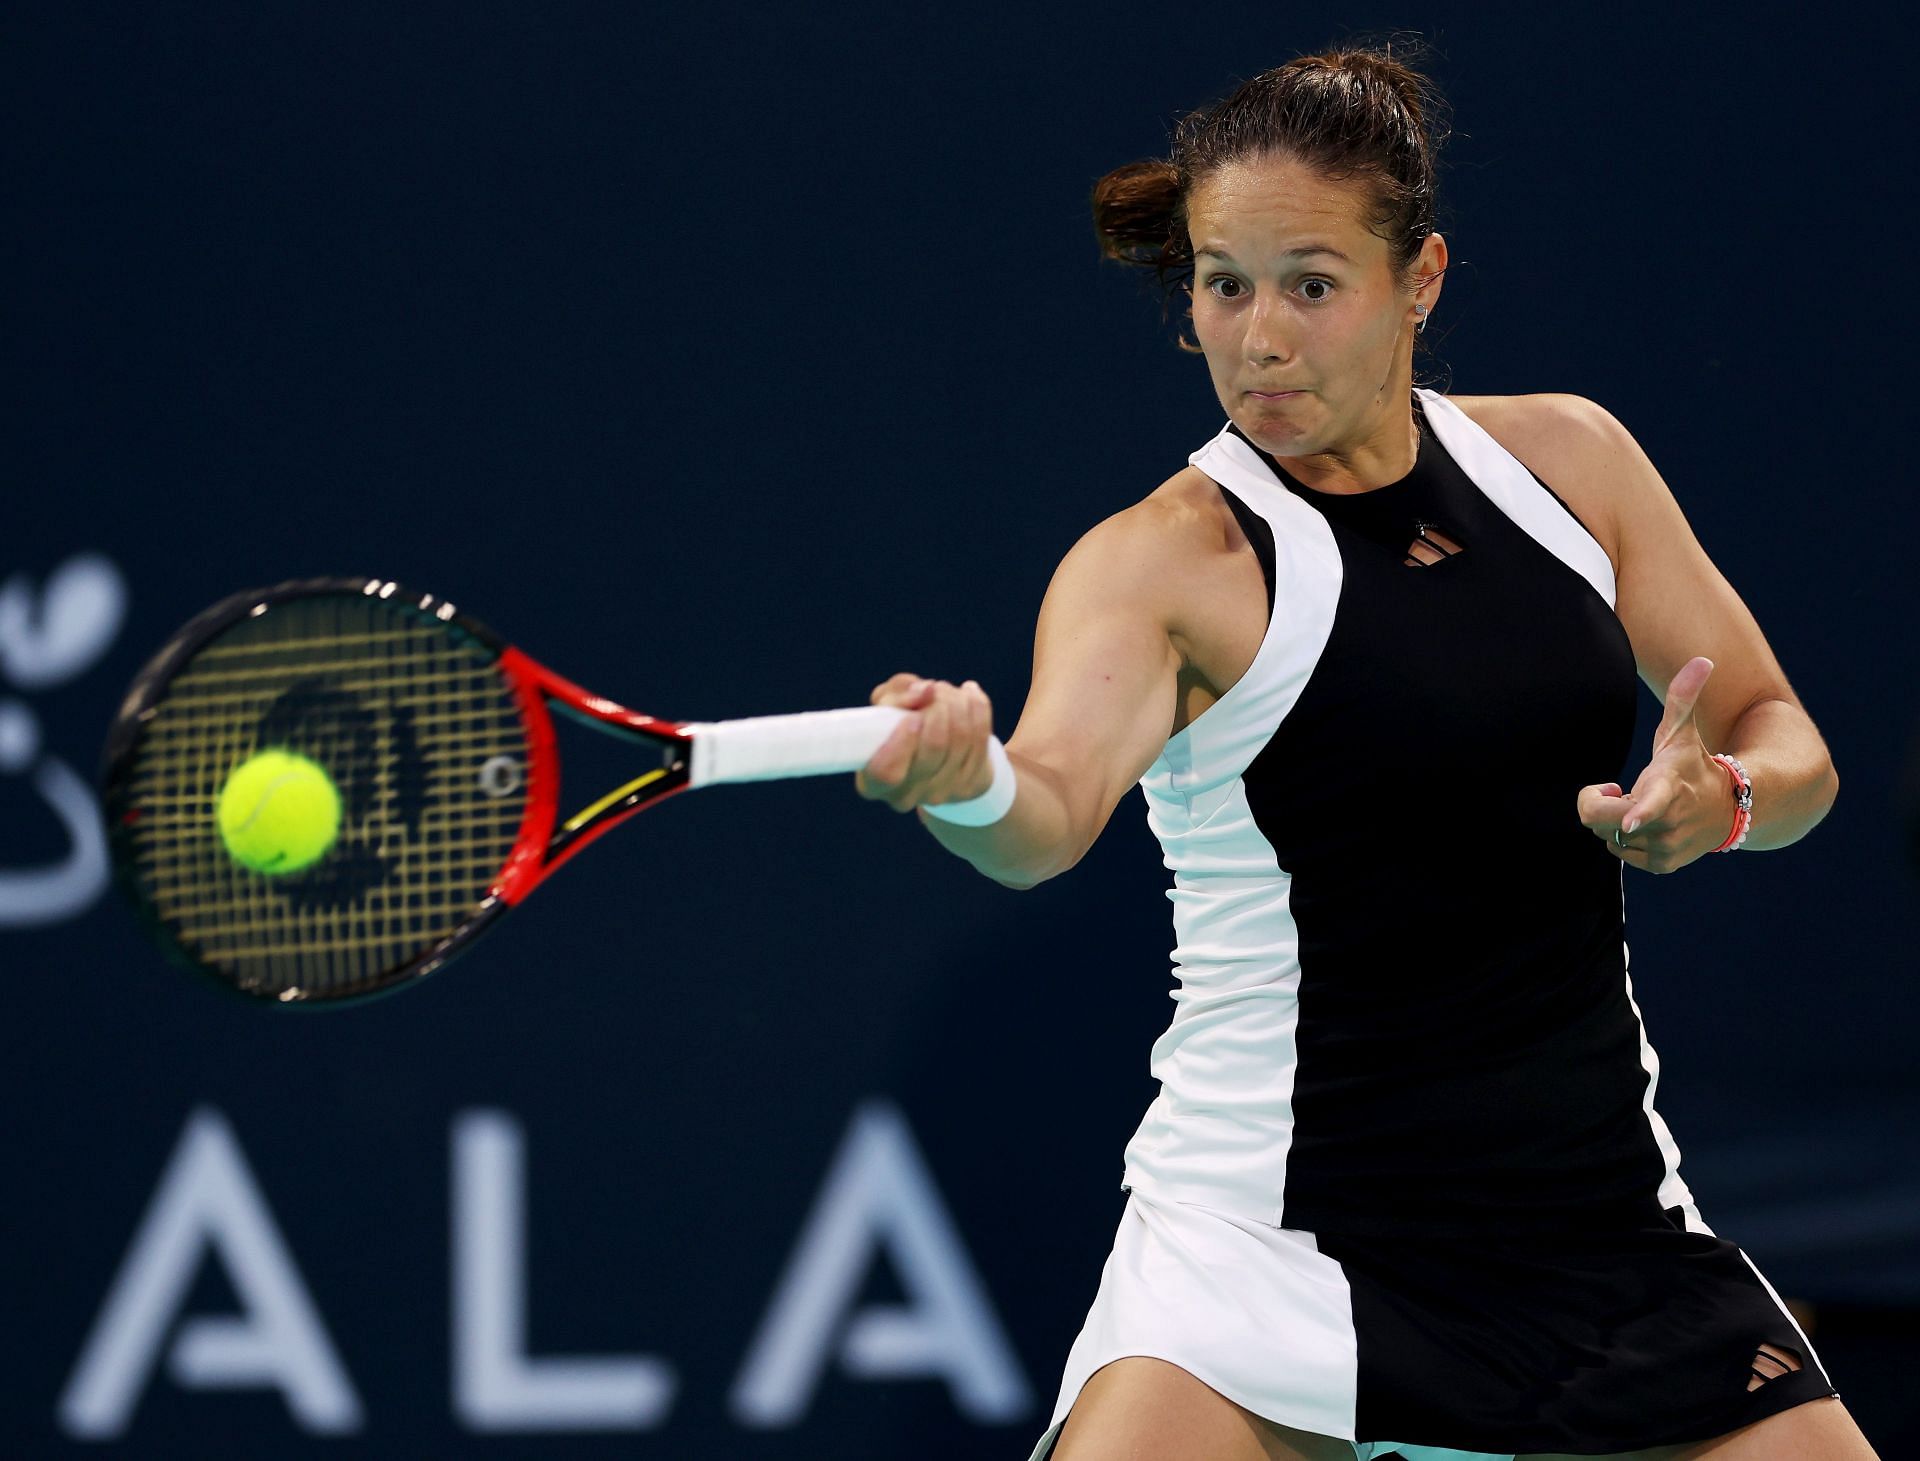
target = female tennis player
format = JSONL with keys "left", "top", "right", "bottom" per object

{"left": 856, "top": 42, "right": 1871, "bottom": 1461}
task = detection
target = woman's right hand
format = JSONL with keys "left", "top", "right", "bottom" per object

{"left": 850, "top": 499, "right": 1190, "bottom": 883}
{"left": 855, "top": 672, "right": 996, "bottom": 814}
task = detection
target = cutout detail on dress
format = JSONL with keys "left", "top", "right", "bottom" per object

{"left": 1404, "top": 519, "right": 1466, "bottom": 567}
{"left": 1746, "top": 1342, "right": 1803, "bottom": 1392}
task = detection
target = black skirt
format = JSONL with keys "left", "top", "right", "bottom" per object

{"left": 1320, "top": 1208, "right": 1839, "bottom": 1453}
{"left": 1028, "top": 1188, "right": 1838, "bottom": 1459}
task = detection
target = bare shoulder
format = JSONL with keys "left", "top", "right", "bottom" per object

{"left": 1141, "top": 463, "right": 1263, "bottom": 610}
{"left": 1445, "top": 390, "right": 1627, "bottom": 458}
{"left": 1146, "top": 463, "right": 1246, "bottom": 548}
{"left": 1071, "top": 463, "right": 1246, "bottom": 583}
{"left": 1051, "top": 463, "right": 1259, "bottom": 679}
{"left": 1144, "top": 464, "right": 1268, "bottom": 688}
{"left": 1444, "top": 392, "right": 1639, "bottom": 567}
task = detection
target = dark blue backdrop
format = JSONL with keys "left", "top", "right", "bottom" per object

{"left": 5, "top": 3, "right": 1915, "bottom": 1455}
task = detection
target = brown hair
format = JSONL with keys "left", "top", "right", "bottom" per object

{"left": 1091, "top": 35, "right": 1451, "bottom": 355}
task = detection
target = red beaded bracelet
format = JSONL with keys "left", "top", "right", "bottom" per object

{"left": 1708, "top": 753, "right": 1752, "bottom": 852}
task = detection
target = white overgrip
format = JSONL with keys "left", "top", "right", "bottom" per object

{"left": 683, "top": 705, "right": 1014, "bottom": 823}
{"left": 685, "top": 706, "right": 907, "bottom": 786}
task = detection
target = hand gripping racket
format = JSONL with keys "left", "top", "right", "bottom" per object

{"left": 102, "top": 577, "right": 988, "bottom": 1004}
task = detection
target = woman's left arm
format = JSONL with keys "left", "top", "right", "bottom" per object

{"left": 1550, "top": 395, "right": 1839, "bottom": 871}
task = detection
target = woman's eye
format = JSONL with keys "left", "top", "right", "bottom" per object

{"left": 1202, "top": 275, "right": 1332, "bottom": 302}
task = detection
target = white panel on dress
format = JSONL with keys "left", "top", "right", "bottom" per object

{"left": 1043, "top": 1190, "right": 1362, "bottom": 1443}
{"left": 1122, "top": 426, "right": 1344, "bottom": 1222}
{"left": 1416, "top": 387, "right": 1616, "bottom": 607}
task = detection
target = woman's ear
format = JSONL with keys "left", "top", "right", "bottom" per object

{"left": 1416, "top": 231, "right": 1449, "bottom": 306}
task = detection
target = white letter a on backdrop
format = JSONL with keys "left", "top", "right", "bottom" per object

{"left": 58, "top": 1106, "right": 362, "bottom": 1437}
{"left": 730, "top": 1098, "right": 1031, "bottom": 1427}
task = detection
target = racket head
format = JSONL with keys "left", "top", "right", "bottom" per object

{"left": 102, "top": 578, "right": 553, "bottom": 1005}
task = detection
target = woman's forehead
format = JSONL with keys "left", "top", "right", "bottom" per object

{"left": 1189, "top": 159, "right": 1376, "bottom": 250}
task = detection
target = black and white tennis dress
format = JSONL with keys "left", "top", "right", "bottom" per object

{"left": 1026, "top": 388, "right": 1838, "bottom": 1461}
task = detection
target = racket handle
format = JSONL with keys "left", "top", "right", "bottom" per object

{"left": 686, "top": 705, "right": 1008, "bottom": 787}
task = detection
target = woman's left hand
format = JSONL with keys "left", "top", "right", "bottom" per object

{"left": 1576, "top": 656, "right": 1735, "bottom": 875}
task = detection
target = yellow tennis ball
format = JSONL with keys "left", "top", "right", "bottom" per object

{"left": 216, "top": 750, "right": 342, "bottom": 875}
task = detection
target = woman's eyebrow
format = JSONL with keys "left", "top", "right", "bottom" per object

{"left": 1196, "top": 244, "right": 1355, "bottom": 265}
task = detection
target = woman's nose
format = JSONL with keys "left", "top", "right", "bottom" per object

{"left": 1242, "top": 295, "right": 1293, "bottom": 362}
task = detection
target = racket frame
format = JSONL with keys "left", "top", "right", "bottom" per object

{"left": 491, "top": 645, "right": 696, "bottom": 903}
{"left": 101, "top": 576, "right": 698, "bottom": 1005}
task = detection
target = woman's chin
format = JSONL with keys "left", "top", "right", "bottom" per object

{"left": 1232, "top": 409, "right": 1310, "bottom": 454}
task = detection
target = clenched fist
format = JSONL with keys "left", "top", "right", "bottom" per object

{"left": 856, "top": 673, "right": 996, "bottom": 814}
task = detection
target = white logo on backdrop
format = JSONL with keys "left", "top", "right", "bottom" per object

{"left": 731, "top": 1098, "right": 1033, "bottom": 1426}
{"left": 0, "top": 553, "right": 127, "bottom": 928}
{"left": 57, "top": 1108, "right": 363, "bottom": 1438}
{"left": 60, "top": 1100, "right": 1031, "bottom": 1437}
{"left": 452, "top": 1109, "right": 680, "bottom": 1430}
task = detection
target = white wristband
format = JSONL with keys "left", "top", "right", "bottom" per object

{"left": 921, "top": 737, "right": 1017, "bottom": 826}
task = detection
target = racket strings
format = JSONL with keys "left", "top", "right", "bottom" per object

{"left": 120, "top": 593, "right": 530, "bottom": 999}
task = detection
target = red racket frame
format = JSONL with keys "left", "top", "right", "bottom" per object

{"left": 491, "top": 645, "right": 698, "bottom": 904}
{"left": 104, "top": 577, "right": 712, "bottom": 1004}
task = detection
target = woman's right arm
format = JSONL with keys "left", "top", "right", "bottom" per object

{"left": 856, "top": 497, "right": 1190, "bottom": 889}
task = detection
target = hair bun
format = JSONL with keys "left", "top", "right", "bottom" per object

{"left": 1326, "top": 47, "right": 1428, "bottom": 129}
{"left": 1089, "top": 159, "right": 1183, "bottom": 267}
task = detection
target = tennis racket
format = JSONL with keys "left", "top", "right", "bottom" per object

{"left": 102, "top": 576, "right": 981, "bottom": 1005}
